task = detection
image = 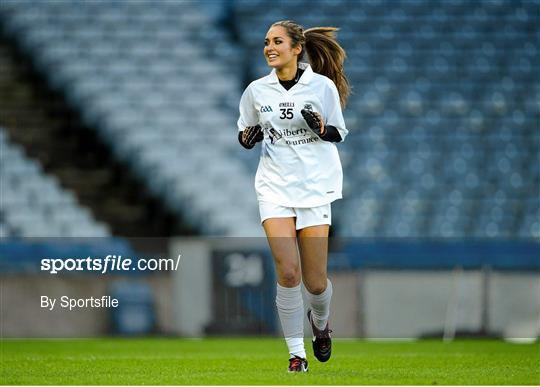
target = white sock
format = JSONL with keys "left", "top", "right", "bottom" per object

{"left": 306, "top": 278, "right": 333, "bottom": 331}
{"left": 275, "top": 282, "right": 306, "bottom": 359}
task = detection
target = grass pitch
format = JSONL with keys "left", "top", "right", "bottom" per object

{"left": 1, "top": 338, "right": 538, "bottom": 385}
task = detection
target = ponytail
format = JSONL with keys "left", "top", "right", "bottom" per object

{"left": 271, "top": 21, "right": 350, "bottom": 107}
{"left": 304, "top": 27, "right": 350, "bottom": 107}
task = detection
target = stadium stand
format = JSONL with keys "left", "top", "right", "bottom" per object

{"left": 0, "top": 0, "right": 262, "bottom": 237}
{"left": 229, "top": 0, "right": 540, "bottom": 238}
{"left": 0, "top": 35, "right": 194, "bottom": 237}
{"left": 0, "top": 128, "right": 110, "bottom": 237}
{"left": 0, "top": 1, "right": 538, "bottom": 341}
{"left": 0, "top": 0, "right": 538, "bottom": 238}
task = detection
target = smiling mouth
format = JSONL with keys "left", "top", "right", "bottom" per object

{"left": 267, "top": 54, "right": 278, "bottom": 60}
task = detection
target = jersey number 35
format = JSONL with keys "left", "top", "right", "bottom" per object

{"left": 279, "top": 108, "right": 294, "bottom": 120}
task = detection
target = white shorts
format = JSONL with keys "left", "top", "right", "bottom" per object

{"left": 258, "top": 201, "right": 332, "bottom": 230}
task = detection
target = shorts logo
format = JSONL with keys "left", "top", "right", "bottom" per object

{"left": 323, "top": 214, "right": 328, "bottom": 218}
{"left": 260, "top": 105, "right": 273, "bottom": 113}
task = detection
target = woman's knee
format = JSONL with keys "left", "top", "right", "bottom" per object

{"left": 277, "top": 264, "right": 301, "bottom": 287}
{"left": 303, "top": 278, "right": 327, "bottom": 295}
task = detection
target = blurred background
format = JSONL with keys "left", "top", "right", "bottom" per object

{"left": 0, "top": 0, "right": 538, "bottom": 340}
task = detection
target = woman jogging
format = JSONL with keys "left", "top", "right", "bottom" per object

{"left": 237, "top": 20, "right": 349, "bottom": 372}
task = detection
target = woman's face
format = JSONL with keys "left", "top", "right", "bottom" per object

{"left": 264, "top": 25, "right": 301, "bottom": 69}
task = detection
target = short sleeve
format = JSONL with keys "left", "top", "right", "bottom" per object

{"left": 237, "top": 85, "right": 259, "bottom": 132}
{"left": 323, "top": 80, "right": 348, "bottom": 141}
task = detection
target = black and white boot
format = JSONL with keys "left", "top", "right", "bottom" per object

{"left": 307, "top": 309, "right": 332, "bottom": 362}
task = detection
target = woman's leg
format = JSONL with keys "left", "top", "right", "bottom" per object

{"left": 297, "top": 224, "right": 333, "bottom": 362}
{"left": 297, "top": 224, "right": 329, "bottom": 296}
{"left": 263, "top": 218, "right": 306, "bottom": 361}
{"left": 263, "top": 217, "right": 301, "bottom": 287}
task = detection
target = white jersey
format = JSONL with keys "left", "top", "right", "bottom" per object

{"left": 237, "top": 62, "right": 348, "bottom": 208}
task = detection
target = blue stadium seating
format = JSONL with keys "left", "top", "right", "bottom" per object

{"left": 0, "top": 0, "right": 262, "bottom": 236}
{"left": 0, "top": 128, "right": 111, "bottom": 237}
{"left": 0, "top": 0, "right": 537, "bottom": 238}
{"left": 227, "top": 0, "right": 539, "bottom": 238}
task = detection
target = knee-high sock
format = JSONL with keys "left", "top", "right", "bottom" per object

{"left": 276, "top": 283, "right": 306, "bottom": 359}
{"left": 306, "top": 278, "right": 333, "bottom": 331}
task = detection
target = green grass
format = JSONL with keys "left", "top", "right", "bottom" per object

{"left": 1, "top": 338, "right": 539, "bottom": 385}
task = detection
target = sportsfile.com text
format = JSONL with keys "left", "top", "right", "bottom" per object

{"left": 40, "top": 254, "right": 182, "bottom": 274}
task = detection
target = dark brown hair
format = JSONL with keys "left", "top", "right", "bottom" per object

{"left": 272, "top": 20, "right": 350, "bottom": 107}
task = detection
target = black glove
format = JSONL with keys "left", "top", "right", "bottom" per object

{"left": 239, "top": 125, "right": 263, "bottom": 149}
{"left": 301, "top": 109, "right": 326, "bottom": 137}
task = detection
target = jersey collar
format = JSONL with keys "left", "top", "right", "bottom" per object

{"left": 268, "top": 62, "right": 313, "bottom": 85}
